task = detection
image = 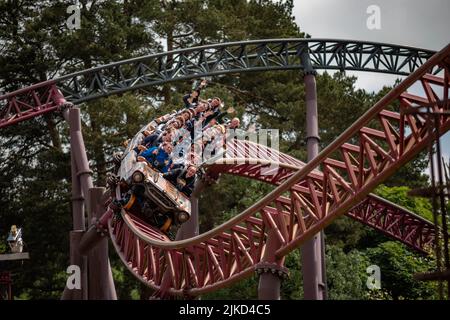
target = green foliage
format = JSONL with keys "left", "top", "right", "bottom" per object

{"left": 325, "top": 245, "right": 370, "bottom": 300}
{"left": 375, "top": 185, "right": 433, "bottom": 222}
{"left": 317, "top": 72, "right": 373, "bottom": 147}
{"left": 203, "top": 276, "right": 258, "bottom": 300}
{"left": 111, "top": 262, "right": 141, "bottom": 300}
{"left": 324, "top": 216, "right": 373, "bottom": 251}
{"left": 365, "top": 242, "right": 437, "bottom": 300}
{"left": 385, "top": 152, "right": 430, "bottom": 188}
{"left": 82, "top": 93, "right": 156, "bottom": 184}
{"left": 281, "top": 250, "right": 303, "bottom": 299}
{"left": 200, "top": 175, "right": 273, "bottom": 232}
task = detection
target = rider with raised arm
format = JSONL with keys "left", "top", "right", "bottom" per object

{"left": 183, "top": 79, "right": 207, "bottom": 108}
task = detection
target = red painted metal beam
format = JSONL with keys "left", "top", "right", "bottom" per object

{"left": 0, "top": 81, "right": 67, "bottom": 129}
{"left": 206, "top": 142, "right": 436, "bottom": 254}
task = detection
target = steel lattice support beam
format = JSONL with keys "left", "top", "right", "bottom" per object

{"left": 205, "top": 140, "right": 436, "bottom": 254}
{"left": 275, "top": 49, "right": 450, "bottom": 257}
{"left": 0, "top": 39, "right": 439, "bottom": 129}
{"left": 0, "top": 81, "right": 67, "bottom": 129}
{"left": 347, "top": 195, "right": 435, "bottom": 252}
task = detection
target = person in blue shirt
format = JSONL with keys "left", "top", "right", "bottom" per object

{"left": 134, "top": 128, "right": 175, "bottom": 154}
{"left": 138, "top": 142, "right": 173, "bottom": 173}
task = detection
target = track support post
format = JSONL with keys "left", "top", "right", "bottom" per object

{"left": 62, "top": 106, "right": 97, "bottom": 300}
{"left": 87, "top": 187, "right": 117, "bottom": 300}
{"left": 256, "top": 228, "right": 289, "bottom": 299}
{"left": 62, "top": 231, "right": 88, "bottom": 300}
{"left": 300, "top": 51, "right": 327, "bottom": 300}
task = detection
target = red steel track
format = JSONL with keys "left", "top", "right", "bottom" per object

{"left": 206, "top": 140, "right": 436, "bottom": 254}
{"left": 0, "top": 81, "right": 66, "bottom": 128}
{"left": 107, "top": 44, "right": 450, "bottom": 296}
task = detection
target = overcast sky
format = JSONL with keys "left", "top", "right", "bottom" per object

{"left": 292, "top": 0, "right": 450, "bottom": 161}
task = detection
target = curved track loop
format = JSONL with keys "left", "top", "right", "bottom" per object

{"left": 0, "top": 39, "right": 440, "bottom": 129}
{"left": 108, "top": 45, "right": 450, "bottom": 296}
{"left": 205, "top": 140, "right": 436, "bottom": 254}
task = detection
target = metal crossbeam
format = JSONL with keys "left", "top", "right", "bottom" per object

{"left": 347, "top": 195, "right": 435, "bottom": 253}
{"left": 0, "top": 39, "right": 439, "bottom": 129}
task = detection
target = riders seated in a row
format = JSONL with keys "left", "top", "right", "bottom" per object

{"left": 135, "top": 79, "right": 240, "bottom": 197}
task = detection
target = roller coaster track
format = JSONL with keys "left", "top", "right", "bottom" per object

{"left": 205, "top": 140, "right": 436, "bottom": 254}
{"left": 0, "top": 38, "right": 448, "bottom": 296}
{"left": 107, "top": 44, "right": 450, "bottom": 296}
{"left": 0, "top": 39, "right": 440, "bottom": 129}
{"left": 109, "top": 142, "right": 438, "bottom": 295}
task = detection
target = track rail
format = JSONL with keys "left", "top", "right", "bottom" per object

{"left": 107, "top": 43, "right": 449, "bottom": 296}
{"left": 0, "top": 39, "right": 439, "bottom": 129}
{"left": 205, "top": 140, "right": 436, "bottom": 254}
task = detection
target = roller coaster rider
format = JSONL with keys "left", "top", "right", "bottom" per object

{"left": 182, "top": 99, "right": 220, "bottom": 142}
{"left": 134, "top": 128, "right": 175, "bottom": 154}
{"left": 138, "top": 142, "right": 173, "bottom": 173}
{"left": 227, "top": 117, "right": 241, "bottom": 130}
{"left": 183, "top": 79, "right": 207, "bottom": 108}
{"left": 163, "top": 163, "right": 198, "bottom": 197}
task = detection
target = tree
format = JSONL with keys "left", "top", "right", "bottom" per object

{"left": 365, "top": 241, "right": 437, "bottom": 300}
{"left": 325, "top": 245, "right": 371, "bottom": 300}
